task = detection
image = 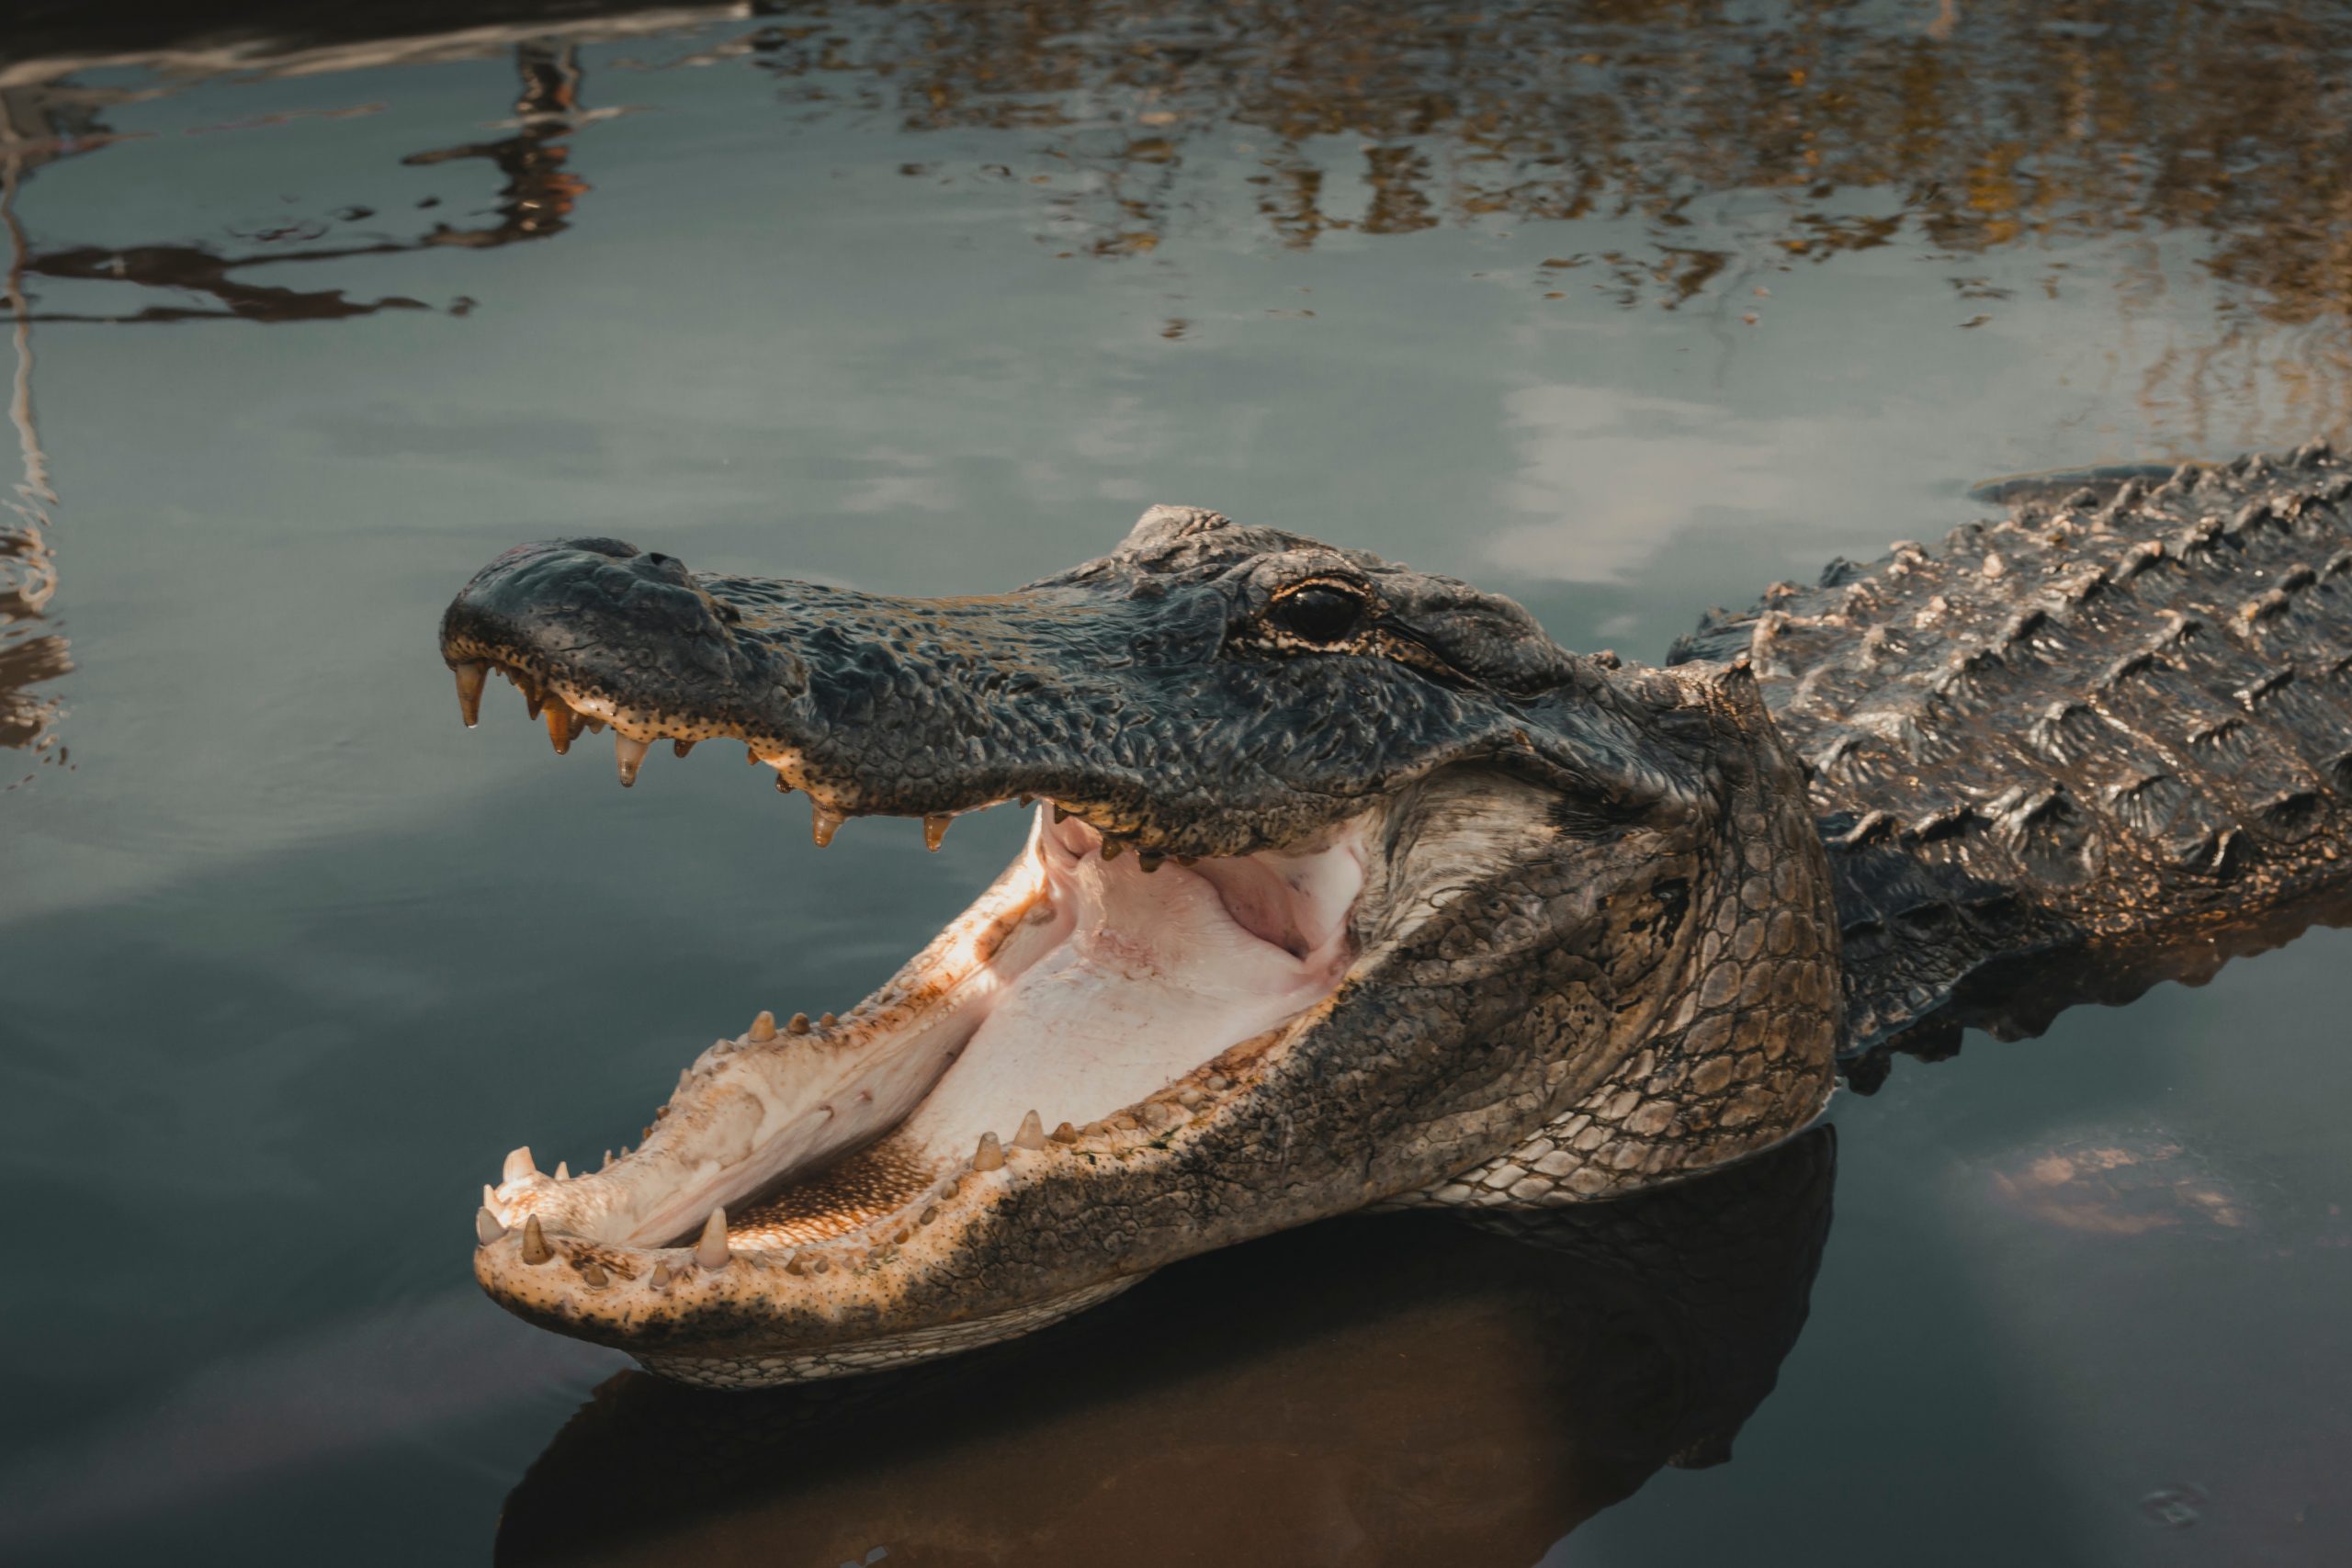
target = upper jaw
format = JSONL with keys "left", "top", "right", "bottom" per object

{"left": 439, "top": 537, "right": 1541, "bottom": 860}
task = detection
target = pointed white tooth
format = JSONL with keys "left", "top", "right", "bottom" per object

{"left": 481, "top": 1183, "right": 501, "bottom": 1216}
{"left": 452, "top": 660, "right": 488, "bottom": 728}
{"left": 1012, "top": 1110, "right": 1046, "bottom": 1151}
{"left": 475, "top": 1207, "right": 506, "bottom": 1246}
{"left": 695, "top": 1207, "right": 731, "bottom": 1269}
{"left": 615, "top": 733, "right": 650, "bottom": 786}
{"left": 748, "top": 1010, "right": 778, "bottom": 1043}
{"left": 520, "top": 1214, "right": 552, "bottom": 1265}
{"left": 972, "top": 1131, "right": 1005, "bottom": 1171}
{"left": 602, "top": 1148, "right": 614, "bottom": 1169}
{"left": 553, "top": 1160, "right": 570, "bottom": 1181}
{"left": 503, "top": 1146, "right": 537, "bottom": 1183}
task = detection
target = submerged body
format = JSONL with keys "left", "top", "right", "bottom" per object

{"left": 441, "top": 443, "right": 2352, "bottom": 1386}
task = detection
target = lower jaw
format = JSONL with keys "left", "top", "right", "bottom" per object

{"left": 478, "top": 804, "right": 1367, "bottom": 1289}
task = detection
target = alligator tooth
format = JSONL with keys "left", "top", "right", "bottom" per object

{"left": 1051, "top": 1121, "right": 1080, "bottom": 1145}
{"left": 820, "top": 1011, "right": 838, "bottom": 1029}
{"left": 1012, "top": 1110, "right": 1046, "bottom": 1150}
{"left": 1019, "top": 794, "right": 1035, "bottom": 807}
{"left": 972, "top": 1131, "right": 1005, "bottom": 1171}
{"left": 1100, "top": 838, "right": 1125, "bottom": 861}
{"left": 544, "top": 700, "right": 573, "bottom": 755}
{"left": 475, "top": 1207, "right": 506, "bottom": 1246}
{"left": 614, "top": 734, "right": 650, "bottom": 787}
{"left": 525, "top": 686, "right": 545, "bottom": 719}
{"left": 747, "top": 746, "right": 762, "bottom": 766}
{"left": 582, "top": 716, "right": 606, "bottom": 735}
{"left": 695, "top": 1207, "right": 731, "bottom": 1269}
{"left": 482, "top": 1182, "right": 500, "bottom": 1213}
{"left": 1137, "top": 851, "right": 1164, "bottom": 873}
{"left": 923, "top": 814, "right": 952, "bottom": 852}
{"left": 552, "top": 1160, "right": 570, "bottom": 1181}
{"left": 452, "top": 661, "right": 488, "bottom": 728}
{"left": 1053, "top": 805, "right": 1072, "bottom": 823}
{"left": 520, "top": 1215, "right": 552, "bottom": 1265}
{"left": 577, "top": 1258, "right": 609, "bottom": 1287}
{"left": 503, "top": 1146, "right": 537, "bottom": 1183}
{"left": 673, "top": 739, "right": 696, "bottom": 759}
{"left": 650, "top": 1260, "right": 674, "bottom": 1288}
{"left": 775, "top": 773, "right": 793, "bottom": 794}
{"left": 811, "top": 803, "right": 845, "bottom": 847}
{"left": 602, "top": 1148, "right": 613, "bottom": 1168}
{"left": 748, "top": 1010, "right": 778, "bottom": 1043}
{"left": 787, "top": 1012, "right": 811, "bottom": 1034}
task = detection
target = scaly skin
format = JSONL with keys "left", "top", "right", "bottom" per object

{"left": 440, "top": 447, "right": 2352, "bottom": 1383}
{"left": 1671, "top": 440, "right": 2352, "bottom": 1075}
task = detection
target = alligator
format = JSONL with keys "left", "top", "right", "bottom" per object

{"left": 442, "top": 440, "right": 2352, "bottom": 1388}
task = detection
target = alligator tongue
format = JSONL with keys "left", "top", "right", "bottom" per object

{"left": 898, "top": 809, "right": 1363, "bottom": 1157}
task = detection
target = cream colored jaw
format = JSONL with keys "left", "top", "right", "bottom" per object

{"left": 482, "top": 814, "right": 1060, "bottom": 1251}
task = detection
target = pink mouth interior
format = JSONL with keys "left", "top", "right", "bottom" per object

{"left": 895, "top": 807, "right": 1363, "bottom": 1160}
{"left": 498, "top": 801, "right": 1374, "bottom": 1256}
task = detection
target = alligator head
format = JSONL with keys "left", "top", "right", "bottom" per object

{"left": 441, "top": 504, "right": 1839, "bottom": 1386}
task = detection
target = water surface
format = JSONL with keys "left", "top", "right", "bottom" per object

{"left": 5, "top": 3, "right": 2351, "bottom": 1562}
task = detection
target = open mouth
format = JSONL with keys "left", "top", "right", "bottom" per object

{"left": 435, "top": 515, "right": 1804, "bottom": 1388}
{"left": 458, "top": 649, "right": 1375, "bottom": 1297}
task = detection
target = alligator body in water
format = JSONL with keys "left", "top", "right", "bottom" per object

{"left": 441, "top": 441, "right": 2352, "bottom": 1387}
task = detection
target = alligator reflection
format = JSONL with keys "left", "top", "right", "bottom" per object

{"left": 494, "top": 1126, "right": 1834, "bottom": 1567}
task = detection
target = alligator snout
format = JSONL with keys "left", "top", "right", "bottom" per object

{"left": 440, "top": 539, "right": 808, "bottom": 742}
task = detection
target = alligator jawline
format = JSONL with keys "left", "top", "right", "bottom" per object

{"left": 475, "top": 664, "right": 1377, "bottom": 1267}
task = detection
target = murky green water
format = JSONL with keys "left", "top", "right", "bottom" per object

{"left": 6, "top": 3, "right": 2352, "bottom": 1562}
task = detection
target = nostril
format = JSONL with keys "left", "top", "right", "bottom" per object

{"left": 633, "top": 550, "right": 697, "bottom": 588}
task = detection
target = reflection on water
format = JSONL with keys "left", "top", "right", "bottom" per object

{"left": 0, "top": 25, "right": 627, "bottom": 762}
{"left": 6, "top": 4, "right": 2352, "bottom": 1563}
{"left": 0, "top": 90, "right": 67, "bottom": 774}
{"left": 496, "top": 1128, "right": 1834, "bottom": 1567}
{"left": 737, "top": 0, "right": 2352, "bottom": 425}
{"left": 5, "top": 1, "right": 2352, "bottom": 762}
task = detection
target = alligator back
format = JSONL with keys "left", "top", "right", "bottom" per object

{"left": 1671, "top": 443, "right": 2352, "bottom": 1059}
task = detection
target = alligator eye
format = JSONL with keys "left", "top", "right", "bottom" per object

{"left": 1267, "top": 583, "right": 1369, "bottom": 645}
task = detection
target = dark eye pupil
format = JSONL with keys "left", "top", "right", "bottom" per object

{"left": 1271, "top": 584, "right": 1364, "bottom": 643}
